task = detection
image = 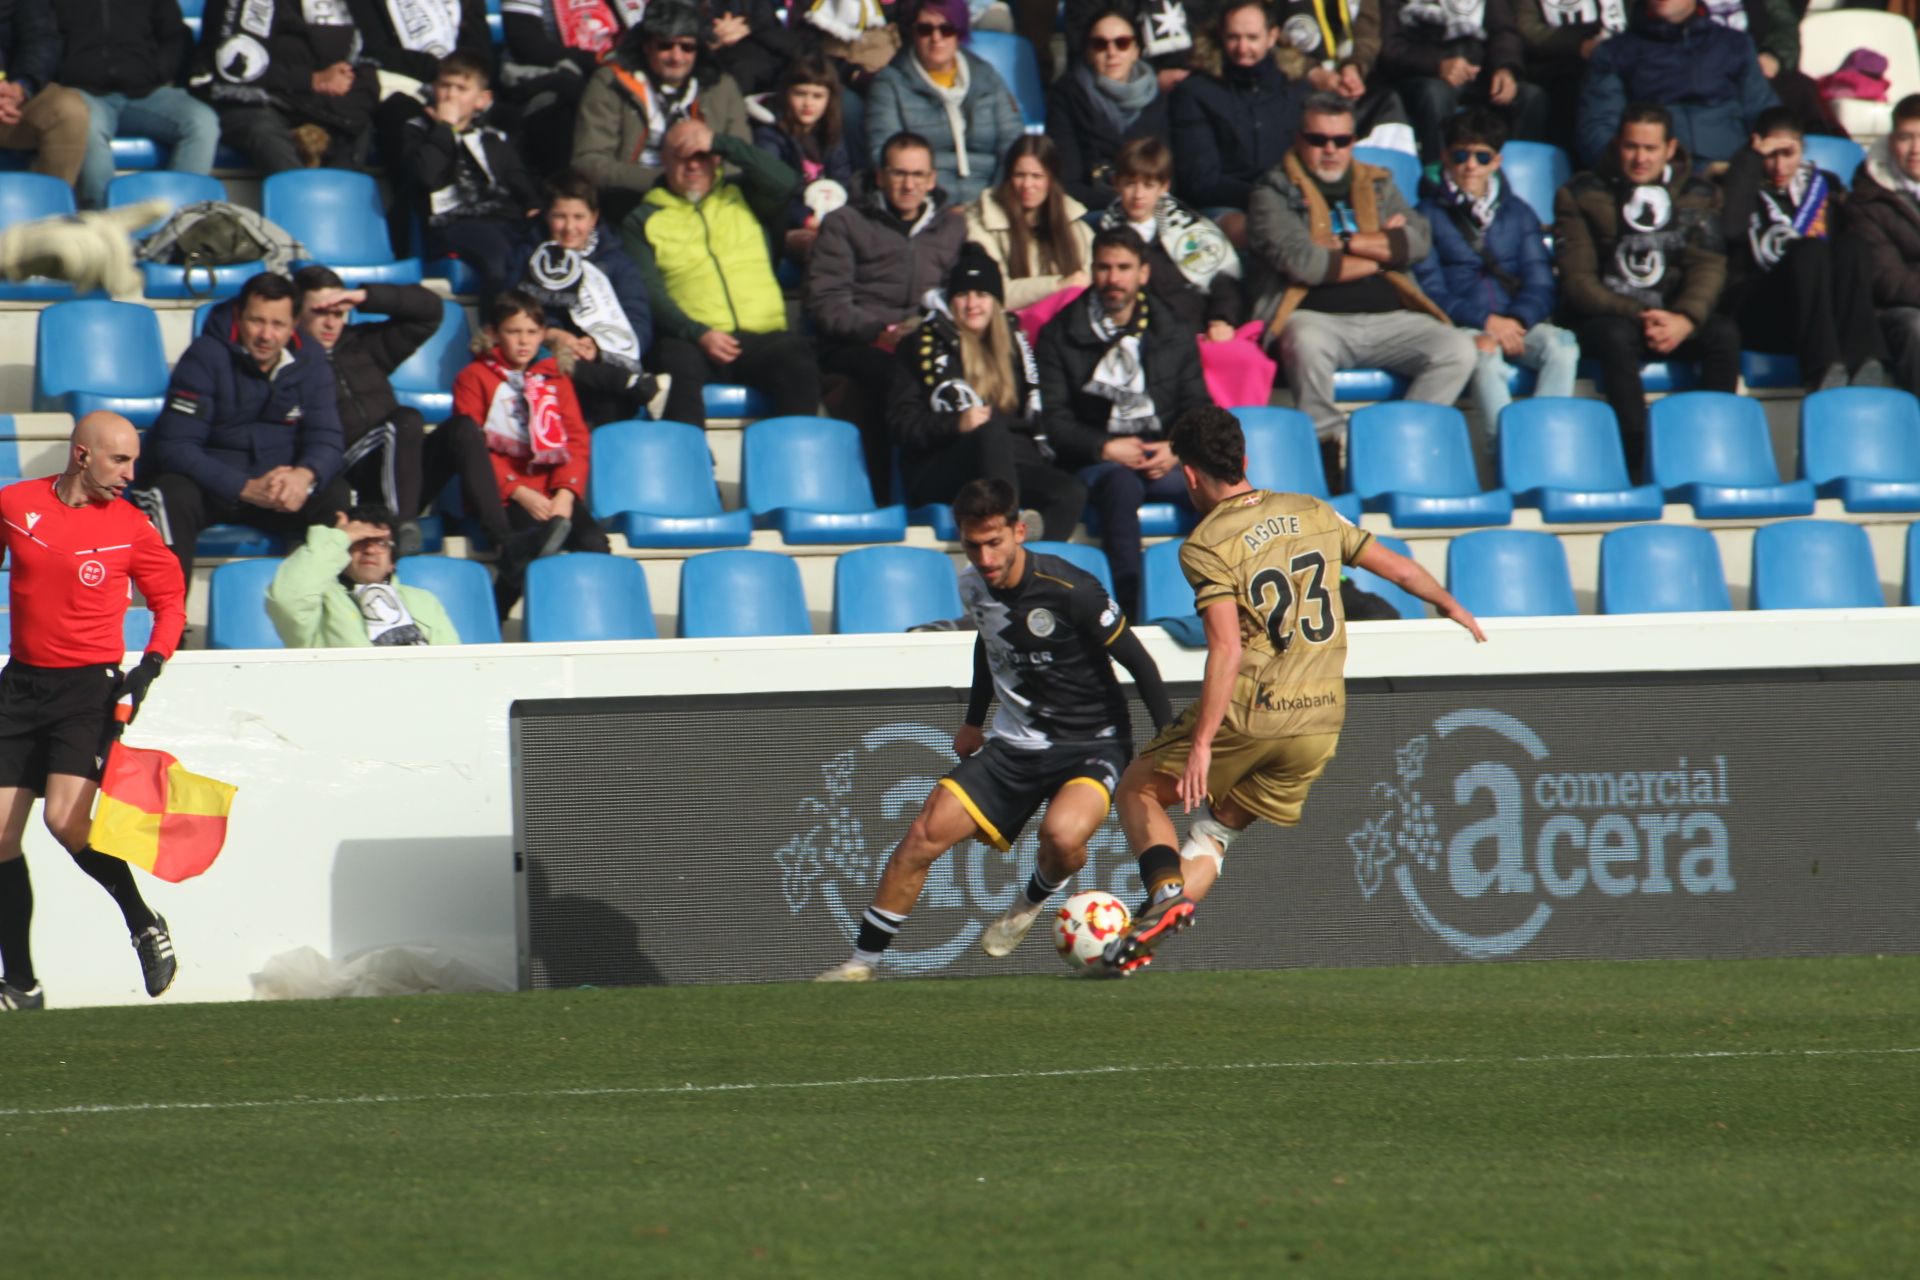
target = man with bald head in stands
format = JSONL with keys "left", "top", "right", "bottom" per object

{"left": 0, "top": 412, "right": 187, "bottom": 1012}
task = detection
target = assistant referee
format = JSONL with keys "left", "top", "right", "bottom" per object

{"left": 0, "top": 412, "right": 187, "bottom": 1011}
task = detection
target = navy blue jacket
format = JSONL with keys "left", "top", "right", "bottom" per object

{"left": 502, "top": 227, "right": 654, "bottom": 357}
{"left": 1411, "top": 178, "right": 1557, "bottom": 330}
{"left": 1169, "top": 58, "right": 1306, "bottom": 211}
{"left": 144, "top": 305, "right": 345, "bottom": 504}
{"left": 751, "top": 119, "right": 855, "bottom": 233}
{"left": 1576, "top": 9, "right": 1778, "bottom": 168}
{"left": 0, "top": 0, "right": 61, "bottom": 96}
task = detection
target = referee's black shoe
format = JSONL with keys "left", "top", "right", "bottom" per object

{"left": 134, "top": 916, "right": 177, "bottom": 998}
{"left": 0, "top": 980, "right": 45, "bottom": 1010}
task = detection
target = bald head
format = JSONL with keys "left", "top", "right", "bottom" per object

{"left": 63, "top": 411, "right": 140, "bottom": 505}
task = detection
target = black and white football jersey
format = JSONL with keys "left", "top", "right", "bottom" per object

{"left": 959, "top": 552, "right": 1133, "bottom": 748}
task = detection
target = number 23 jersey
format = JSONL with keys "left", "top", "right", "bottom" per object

{"left": 1179, "top": 490, "right": 1372, "bottom": 739}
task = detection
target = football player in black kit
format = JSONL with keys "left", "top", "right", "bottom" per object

{"left": 817, "top": 478, "right": 1174, "bottom": 981}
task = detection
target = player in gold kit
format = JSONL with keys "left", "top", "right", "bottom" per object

{"left": 1102, "top": 406, "right": 1486, "bottom": 975}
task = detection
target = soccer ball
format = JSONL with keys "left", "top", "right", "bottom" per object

{"left": 1052, "top": 891, "right": 1132, "bottom": 970}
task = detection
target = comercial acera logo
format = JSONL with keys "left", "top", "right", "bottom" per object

{"left": 1347, "top": 709, "right": 1736, "bottom": 958}
{"left": 773, "top": 723, "right": 1141, "bottom": 973}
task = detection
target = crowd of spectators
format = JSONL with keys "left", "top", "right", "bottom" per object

{"left": 9, "top": 0, "right": 1920, "bottom": 625}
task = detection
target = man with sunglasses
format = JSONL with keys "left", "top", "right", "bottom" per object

{"left": 1247, "top": 91, "right": 1476, "bottom": 477}
{"left": 266, "top": 505, "right": 461, "bottom": 648}
{"left": 572, "top": 0, "right": 752, "bottom": 224}
{"left": 1412, "top": 109, "right": 1578, "bottom": 474}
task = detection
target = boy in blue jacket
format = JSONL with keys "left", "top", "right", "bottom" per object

{"left": 1412, "top": 109, "right": 1578, "bottom": 470}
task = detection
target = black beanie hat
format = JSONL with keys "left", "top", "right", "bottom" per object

{"left": 946, "top": 243, "right": 1004, "bottom": 303}
{"left": 639, "top": 0, "right": 701, "bottom": 40}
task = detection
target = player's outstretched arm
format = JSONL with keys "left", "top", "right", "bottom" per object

{"left": 956, "top": 634, "right": 991, "bottom": 758}
{"left": 1106, "top": 628, "right": 1175, "bottom": 729}
{"left": 1352, "top": 540, "right": 1487, "bottom": 643}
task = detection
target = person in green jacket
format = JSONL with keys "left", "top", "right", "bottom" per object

{"left": 267, "top": 507, "right": 461, "bottom": 648}
{"left": 618, "top": 118, "right": 823, "bottom": 428}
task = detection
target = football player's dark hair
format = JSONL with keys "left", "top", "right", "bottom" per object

{"left": 1169, "top": 405, "right": 1246, "bottom": 484}
{"left": 951, "top": 477, "right": 1020, "bottom": 532}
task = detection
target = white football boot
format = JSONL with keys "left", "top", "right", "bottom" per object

{"left": 980, "top": 898, "right": 1045, "bottom": 957}
{"left": 813, "top": 957, "right": 876, "bottom": 982}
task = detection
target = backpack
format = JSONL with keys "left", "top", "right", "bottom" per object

{"left": 136, "top": 201, "right": 307, "bottom": 294}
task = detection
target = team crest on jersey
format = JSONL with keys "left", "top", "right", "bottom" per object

{"left": 1026, "top": 607, "right": 1056, "bottom": 638}
{"left": 78, "top": 559, "right": 106, "bottom": 588}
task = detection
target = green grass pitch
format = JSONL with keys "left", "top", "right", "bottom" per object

{"left": 3, "top": 956, "right": 1916, "bottom": 1278}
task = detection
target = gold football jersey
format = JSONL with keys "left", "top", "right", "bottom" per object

{"left": 1178, "top": 489, "right": 1373, "bottom": 739}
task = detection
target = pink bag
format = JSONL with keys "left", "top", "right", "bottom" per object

{"left": 1013, "top": 285, "right": 1087, "bottom": 340}
{"left": 1199, "top": 322, "right": 1280, "bottom": 408}
{"left": 1819, "top": 48, "right": 1890, "bottom": 103}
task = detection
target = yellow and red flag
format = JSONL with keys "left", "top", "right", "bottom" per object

{"left": 89, "top": 743, "right": 237, "bottom": 883}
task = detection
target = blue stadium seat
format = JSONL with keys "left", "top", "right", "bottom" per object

{"left": 1750, "top": 520, "right": 1883, "bottom": 610}
{"left": 108, "top": 137, "right": 163, "bottom": 171}
{"left": 587, "top": 419, "right": 752, "bottom": 547}
{"left": 1235, "top": 405, "right": 1362, "bottom": 521}
{"left": 908, "top": 501, "right": 960, "bottom": 540}
{"left": 1739, "top": 350, "right": 1802, "bottom": 390}
{"left": 198, "top": 526, "right": 286, "bottom": 557}
{"left": 523, "top": 553, "right": 658, "bottom": 641}
{"left": 1332, "top": 367, "right": 1408, "bottom": 403}
{"left": 1348, "top": 402, "right": 1513, "bottom": 527}
{"left": 1803, "top": 134, "right": 1866, "bottom": 185}
{"left": 109, "top": 171, "right": 265, "bottom": 300}
{"left": 833, "top": 546, "right": 964, "bottom": 633}
{"left": 1345, "top": 532, "right": 1424, "bottom": 619}
{"left": 386, "top": 298, "right": 472, "bottom": 420}
{"left": 1798, "top": 387, "right": 1920, "bottom": 511}
{"left": 741, "top": 416, "right": 908, "bottom": 543}
{"left": 207, "top": 559, "right": 285, "bottom": 650}
{"left": 1597, "top": 525, "right": 1732, "bottom": 614}
{"left": 263, "top": 169, "right": 424, "bottom": 285}
{"left": 1497, "top": 397, "right": 1662, "bottom": 522}
{"left": 1354, "top": 146, "right": 1420, "bottom": 206}
{"left": 486, "top": 11, "right": 504, "bottom": 43}
{"left": 1498, "top": 141, "right": 1571, "bottom": 223}
{"left": 1906, "top": 523, "right": 1920, "bottom": 606}
{"left": 967, "top": 32, "right": 1046, "bottom": 131}
{"left": 1139, "top": 538, "right": 1192, "bottom": 624}
{"left": 1648, "top": 391, "right": 1815, "bottom": 518}
{"left": 34, "top": 300, "right": 170, "bottom": 428}
{"left": 394, "top": 556, "right": 502, "bottom": 643}
{"left": 193, "top": 299, "right": 218, "bottom": 335}
{"left": 123, "top": 606, "right": 154, "bottom": 651}
{"left": 1445, "top": 529, "right": 1578, "bottom": 618}
{"left": 1578, "top": 357, "right": 1697, "bottom": 395}
{"left": 0, "top": 174, "right": 82, "bottom": 300}
{"left": 678, "top": 549, "right": 811, "bottom": 637}
{"left": 1023, "top": 539, "right": 1114, "bottom": 593}
{"left": 1079, "top": 492, "right": 1194, "bottom": 538}
{"left": 178, "top": 0, "right": 204, "bottom": 14}
{"left": 705, "top": 383, "right": 774, "bottom": 419}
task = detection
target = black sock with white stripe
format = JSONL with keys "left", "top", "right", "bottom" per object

{"left": 1021, "top": 865, "right": 1069, "bottom": 907}
{"left": 853, "top": 906, "right": 908, "bottom": 963}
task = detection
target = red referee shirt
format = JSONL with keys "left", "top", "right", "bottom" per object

{"left": 0, "top": 477, "right": 186, "bottom": 668}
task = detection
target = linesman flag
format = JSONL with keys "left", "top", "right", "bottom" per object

{"left": 89, "top": 743, "right": 238, "bottom": 883}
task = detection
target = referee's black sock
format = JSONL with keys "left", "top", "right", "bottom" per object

{"left": 69, "top": 847, "right": 156, "bottom": 935}
{"left": 0, "top": 856, "right": 34, "bottom": 988}
{"left": 1137, "top": 844, "right": 1184, "bottom": 905}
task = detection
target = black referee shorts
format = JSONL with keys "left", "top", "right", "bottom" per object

{"left": 0, "top": 661, "right": 121, "bottom": 793}
{"left": 939, "top": 738, "right": 1132, "bottom": 852}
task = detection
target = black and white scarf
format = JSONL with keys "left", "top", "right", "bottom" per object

{"left": 1399, "top": 0, "right": 1486, "bottom": 43}
{"left": 1279, "top": 0, "right": 1360, "bottom": 63}
{"left": 205, "top": 0, "right": 286, "bottom": 103}
{"left": 350, "top": 581, "right": 427, "bottom": 646}
{"left": 1535, "top": 0, "right": 1626, "bottom": 33}
{"left": 427, "top": 125, "right": 517, "bottom": 223}
{"left": 1748, "top": 162, "right": 1830, "bottom": 272}
{"left": 1700, "top": 0, "right": 1746, "bottom": 31}
{"left": 385, "top": 0, "right": 462, "bottom": 55}
{"left": 1083, "top": 292, "right": 1158, "bottom": 436}
{"left": 1603, "top": 170, "right": 1683, "bottom": 307}
{"left": 916, "top": 293, "right": 1042, "bottom": 422}
{"left": 1137, "top": 0, "right": 1195, "bottom": 59}
{"left": 522, "top": 237, "right": 642, "bottom": 370}
{"left": 1098, "top": 195, "right": 1239, "bottom": 290}
{"left": 1438, "top": 173, "right": 1501, "bottom": 234}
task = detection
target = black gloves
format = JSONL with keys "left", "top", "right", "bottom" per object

{"left": 116, "top": 652, "right": 165, "bottom": 724}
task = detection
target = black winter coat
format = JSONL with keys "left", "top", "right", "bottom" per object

{"left": 0, "top": 0, "right": 60, "bottom": 96}
{"left": 54, "top": 0, "right": 192, "bottom": 99}
{"left": 1169, "top": 58, "right": 1306, "bottom": 211}
{"left": 344, "top": 0, "right": 493, "bottom": 83}
{"left": 314, "top": 285, "right": 443, "bottom": 443}
{"left": 1045, "top": 66, "right": 1172, "bottom": 211}
{"left": 1035, "top": 294, "right": 1214, "bottom": 467}
{"left": 887, "top": 306, "right": 1044, "bottom": 467}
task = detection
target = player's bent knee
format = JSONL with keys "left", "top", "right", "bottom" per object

{"left": 1036, "top": 833, "right": 1089, "bottom": 874}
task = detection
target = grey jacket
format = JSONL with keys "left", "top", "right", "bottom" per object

{"left": 863, "top": 47, "right": 1023, "bottom": 206}
{"left": 1245, "top": 155, "right": 1437, "bottom": 327}
{"left": 805, "top": 191, "right": 969, "bottom": 345}
{"left": 571, "top": 57, "right": 752, "bottom": 195}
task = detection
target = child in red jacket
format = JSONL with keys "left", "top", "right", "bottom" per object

{"left": 451, "top": 290, "right": 611, "bottom": 612}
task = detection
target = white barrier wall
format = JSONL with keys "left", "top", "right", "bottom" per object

{"left": 27, "top": 609, "right": 1920, "bottom": 1008}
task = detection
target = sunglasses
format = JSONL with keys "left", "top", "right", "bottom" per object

{"left": 652, "top": 37, "right": 699, "bottom": 53}
{"left": 1301, "top": 131, "right": 1354, "bottom": 149}
{"left": 914, "top": 21, "right": 958, "bottom": 37}
{"left": 1449, "top": 148, "right": 1497, "bottom": 166}
{"left": 1088, "top": 34, "right": 1136, "bottom": 52}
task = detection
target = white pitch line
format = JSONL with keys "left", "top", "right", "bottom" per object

{"left": 2, "top": 1045, "right": 1914, "bottom": 1120}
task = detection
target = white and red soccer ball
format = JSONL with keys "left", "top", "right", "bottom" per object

{"left": 1052, "top": 891, "right": 1131, "bottom": 970}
